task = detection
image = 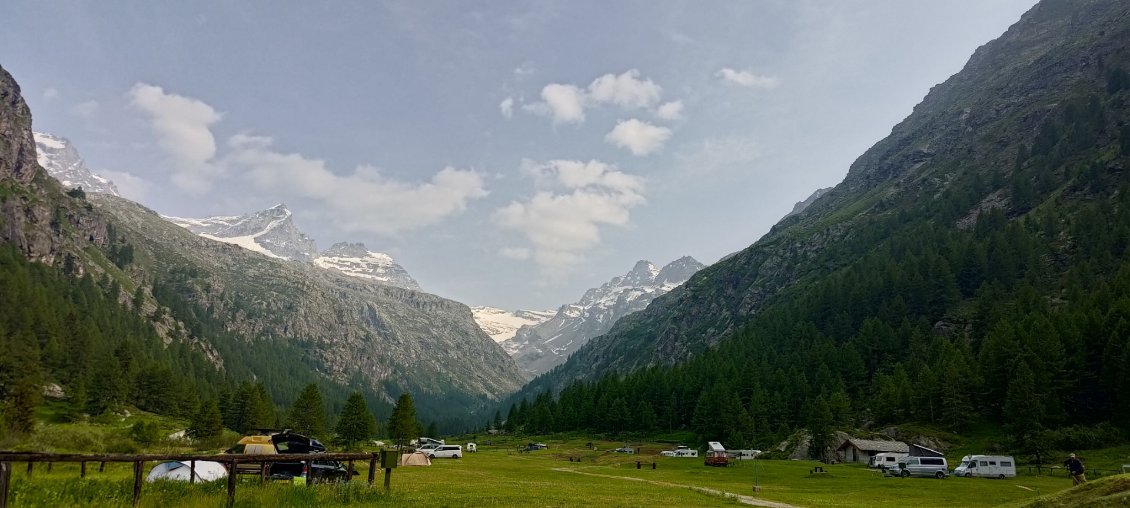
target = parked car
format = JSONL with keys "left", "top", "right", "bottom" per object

{"left": 526, "top": 443, "right": 549, "bottom": 451}
{"left": 888, "top": 456, "right": 949, "bottom": 479}
{"left": 614, "top": 447, "right": 635, "bottom": 454}
{"left": 428, "top": 445, "right": 463, "bottom": 459}
{"left": 225, "top": 430, "right": 354, "bottom": 482}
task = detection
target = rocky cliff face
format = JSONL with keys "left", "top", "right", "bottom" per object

{"left": 0, "top": 65, "right": 107, "bottom": 265}
{"left": 504, "top": 256, "right": 703, "bottom": 378}
{"left": 314, "top": 242, "right": 420, "bottom": 291}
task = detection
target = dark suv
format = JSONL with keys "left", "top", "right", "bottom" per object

{"left": 226, "top": 430, "right": 355, "bottom": 482}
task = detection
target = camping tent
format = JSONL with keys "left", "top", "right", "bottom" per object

{"left": 398, "top": 452, "right": 432, "bottom": 466}
{"left": 146, "top": 461, "right": 228, "bottom": 482}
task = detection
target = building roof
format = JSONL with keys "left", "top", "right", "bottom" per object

{"left": 836, "top": 439, "right": 909, "bottom": 453}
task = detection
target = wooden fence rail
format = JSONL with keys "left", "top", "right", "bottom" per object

{"left": 0, "top": 451, "right": 390, "bottom": 508}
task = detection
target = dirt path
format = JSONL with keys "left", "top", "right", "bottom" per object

{"left": 551, "top": 467, "right": 801, "bottom": 508}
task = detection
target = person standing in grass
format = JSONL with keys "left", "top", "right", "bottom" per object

{"left": 1064, "top": 453, "right": 1086, "bottom": 485}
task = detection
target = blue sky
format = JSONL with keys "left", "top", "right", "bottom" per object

{"left": 2, "top": 1, "right": 1037, "bottom": 309}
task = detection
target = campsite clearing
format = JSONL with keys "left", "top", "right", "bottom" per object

{"left": 4, "top": 436, "right": 1118, "bottom": 507}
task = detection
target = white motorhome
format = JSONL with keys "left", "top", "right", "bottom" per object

{"left": 662, "top": 445, "right": 698, "bottom": 458}
{"left": 952, "top": 455, "right": 1016, "bottom": 478}
{"left": 870, "top": 452, "right": 909, "bottom": 469}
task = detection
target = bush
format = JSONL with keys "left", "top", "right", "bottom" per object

{"left": 130, "top": 420, "right": 162, "bottom": 446}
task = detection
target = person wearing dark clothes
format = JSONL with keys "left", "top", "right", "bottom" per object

{"left": 1064, "top": 453, "right": 1086, "bottom": 485}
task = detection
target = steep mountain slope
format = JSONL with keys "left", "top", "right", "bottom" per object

{"left": 521, "top": 0, "right": 1130, "bottom": 394}
{"left": 471, "top": 306, "right": 556, "bottom": 343}
{"left": 33, "top": 132, "right": 119, "bottom": 196}
{"left": 92, "top": 193, "right": 523, "bottom": 416}
{"left": 505, "top": 257, "right": 703, "bottom": 378}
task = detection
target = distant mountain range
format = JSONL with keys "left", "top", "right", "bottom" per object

{"left": 165, "top": 206, "right": 421, "bottom": 291}
{"left": 31, "top": 131, "right": 422, "bottom": 292}
{"left": 503, "top": 256, "right": 704, "bottom": 378}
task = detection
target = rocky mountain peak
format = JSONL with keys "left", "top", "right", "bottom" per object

{"left": 0, "top": 66, "right": 38, "bottom": 185}
{"left": 503, "top": 255, "right": 703, "bottom": 378}
{"left": 323, "top": 242, "right": 370, "bottom": 258}
{"left": 33, "top": 131, "right": 120, "bottom": 196}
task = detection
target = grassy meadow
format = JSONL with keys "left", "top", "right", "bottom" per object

{"left": 7, "top": 434, "right": 1123, "bottom": 507}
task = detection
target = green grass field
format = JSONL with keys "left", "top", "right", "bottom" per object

{"left": 8, "top": 435, "right": 1122, "bottom": 507}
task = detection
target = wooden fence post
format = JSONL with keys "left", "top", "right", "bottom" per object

{"left": 227, "top": 459, "right": 238, "bottom": 508}
{"left": 306, "top": 461, "right": 314, "bottom": 488}
{"left": 132, "top": 461, "right": 143, "bottom": 508}
{"left": 368, "top": 455, "right": 377, "bottom": 485}
{"left": 80, "top": 461, "right": 86, "bottom": 478}
{"left": 259, "top": 461, "right": 267, "bottom": 484}
{"left": 99, "top": 462, "right": 106, "bottom": 473}
{"left": 1, "top": 461, "right": 11, "bottom": 508}
{"left": 46, "top": 462, "right": 52, "bottom": 473}
{"left": 189, "top": 460, "right": 196, "bottom": 484}
{"left": 383, "top": 467, "right": 391, "bottom": 492}
{"left": 25, "top": 462, "right": 32, "bottom": 476}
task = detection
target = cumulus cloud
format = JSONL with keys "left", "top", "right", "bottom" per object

{"left": 587, "top": 69, "right": 661, "bottom": 109}
{"left": 604, "top": 119, "right": 672, "bottom": 156}
{"left": 130, "top": 83, "right": 223, "bottom": 193}
{"left": 532, "top": 83, "right": 586, "bottom": 124}
{"left": 494, "top": 159, "right": 645, "bottom": 274}
{"left": 523, "top": 69, "right": 670, "bottom": 124}
{"left": 655, "top": 100, "right": 684, "bottom": 120}
{"left": 716, "top": 68, "right": 780, "bottom": 88}
{"left": 500, "top": 97, "right": 515, "bottom": 118}
{"left": 227, "top": 134, "right": 488, "bottom": 235}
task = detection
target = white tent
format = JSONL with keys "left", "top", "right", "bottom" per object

{"left": 398, "top": 452, "right": 432, "bottom": 466}
{"left": 146, "top": 461, "right": 228, "bottom": 482}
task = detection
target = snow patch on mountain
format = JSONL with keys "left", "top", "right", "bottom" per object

{"left": 33, "top": 132, "right": 120, "bottom": 195}
{"left": 315, "top": 242, "right": 421, "bottom": 290}
{"left": 503, "top": 256, "right": 704, "bottom": 378}
{"left": 471, "top": 307, "right": 556, "bottom": 343}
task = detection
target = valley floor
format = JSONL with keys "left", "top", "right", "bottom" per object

{"left": 6, "top": 436, "right": 1120, "bottom": 507}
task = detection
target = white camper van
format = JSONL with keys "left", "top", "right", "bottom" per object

{"left": 952, "top": 455, "right": 1016, "bottom": 478}
{"left": 870, "top": 452, "right": 908, "bottom": 469}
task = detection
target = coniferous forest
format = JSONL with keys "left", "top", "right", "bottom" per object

{"left": 503, "top": 69, "right": 1130, "bottom": 456}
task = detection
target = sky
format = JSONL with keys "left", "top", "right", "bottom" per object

{"left": 1, "top": 0, "right": 1039, "bottom": 310}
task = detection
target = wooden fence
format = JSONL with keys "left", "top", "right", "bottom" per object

{"left": 0, "top": 451, "right": 393, "bottom": 508}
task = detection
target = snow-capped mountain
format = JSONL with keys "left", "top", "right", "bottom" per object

{"left": 165, "top": 204, "right": 319, "bottom": 262}
{"left": 33, "top": 132, "right": 119, "bottom": 195}
{"left": 471, "top": 307, "right": 556, "bottom": 343}
{"left": 166, "top": 206, "right": 421, "bottom": 290}
{"left": 503, "top": 256, "right": 704, "bottom": 378}
{"left": 314, "top": 242, "right": 421, "bottom": 291}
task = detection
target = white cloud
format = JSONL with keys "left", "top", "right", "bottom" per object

{"left": 604, "top": 119, "right": 672, "bottom": 156}
{"left": 130, "top": 83, "right": 223, "bottom": 193}
{"left": 716, "top": 68, "right": 780, "bottom": 88}
{"left": 537, "top": 83, "right": 586, "bottom": 124}
{"left": 500, "top": 97, "right": 515, "bottom": 118}
{"left": 522, "top": 69, "right": 667, "bottom": 124}
{"left": 587, "top": 69, "right": 661, "bottom": 110}
{"left": 494, "top": 159, "right": 644, "bottom": 275}
{"left": 69, "top": 100, "right": 99, "bottom": 119}
{"left": 655, "top": 100, "right": 683, "bottom": 120}
{"left": 227, "top": 134, "right": 488, "bottom": 235}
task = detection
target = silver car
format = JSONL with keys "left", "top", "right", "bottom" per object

{"left": 889, "top": 456, "right": 949, "bottom": 479}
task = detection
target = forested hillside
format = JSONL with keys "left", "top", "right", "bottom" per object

{"left": 506, "top": 0, "right": 1130, "bottom": 453}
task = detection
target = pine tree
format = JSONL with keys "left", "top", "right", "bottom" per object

{"left": 334, "top": 392, "right": 376, "bottom": 450}
{"left": 188, "top": 399, "right": 224, "bottom": 440}
{"left": 286, "top": 383, "right": 327, "bottom": 438}
{"left": 387, "top": 393, "right": 420, "bottom": 446}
